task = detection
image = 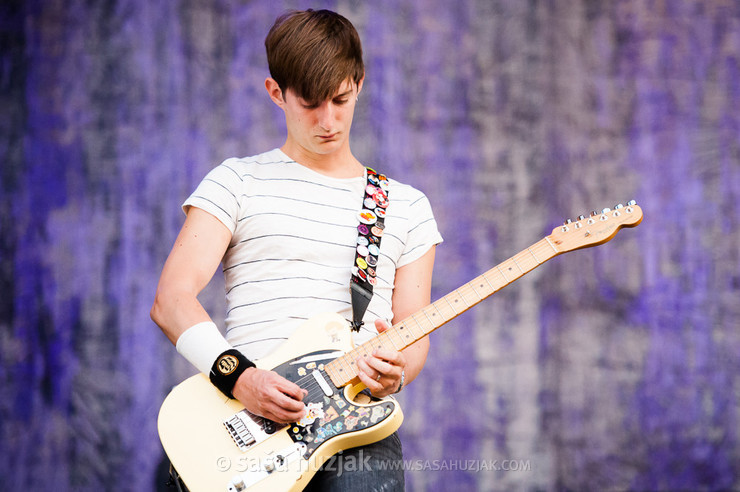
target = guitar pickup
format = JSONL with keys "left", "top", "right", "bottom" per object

{"left": 312, "top": 370, "right": 334, "bottom": 397}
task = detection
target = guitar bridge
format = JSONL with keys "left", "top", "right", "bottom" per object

{"left": 223, "top": 409, "right": 283, "bottom": 452}
{"left": 224, "top": 413, "right": 256, "bottom": 452}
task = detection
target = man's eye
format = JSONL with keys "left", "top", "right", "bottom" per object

{"left": 334, "top": 98, "right": 348, "bottom": 105}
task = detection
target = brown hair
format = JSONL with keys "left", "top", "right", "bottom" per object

{"left": 265, "top": 9, "right": 364, "bottom": 105}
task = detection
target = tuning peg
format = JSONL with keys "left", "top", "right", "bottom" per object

{"left": 563, "top": 218, "right": 573, "bottom": 225}
{"left": 601, "top": 207, "right": 611, "bottom": 214}
{"left": 614, "top": 203, "right": 624, "bottom": 209}
{"left": 577, "top": 215, "right": 585, "bottom": 221}
{"left": 627, "top": 199, "right": 637, "bottom": 206}
{"left": 590, "top": 210, "right": 599, "bottom": 217}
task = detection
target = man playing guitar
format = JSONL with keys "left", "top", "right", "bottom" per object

{"left": 151, "top": 8, "right": 442, "bottom": 491}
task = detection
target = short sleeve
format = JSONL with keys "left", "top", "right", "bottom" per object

{"left": 397, "top": 192, "right": 444, "bottom": 268}
{"left": 182, "top": 158, "right": 244, "bottom": 234}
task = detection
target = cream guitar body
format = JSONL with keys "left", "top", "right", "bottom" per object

{"left": 158, "top": 203, "right": 643, "bottom": 491}
{"left": 158, "top": 312, "right": 403, "bottom": 492}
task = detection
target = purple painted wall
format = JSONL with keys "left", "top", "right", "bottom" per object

{"left": 1, "top": 0, "right": 739, "bottom": 490}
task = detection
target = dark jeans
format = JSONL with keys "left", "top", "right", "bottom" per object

{"left": 303, "top": 432, "right": 405, "bottom": 492}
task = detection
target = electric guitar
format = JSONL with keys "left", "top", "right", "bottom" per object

{"left": 158, "top": 202, "right": 643, "bottom": 491}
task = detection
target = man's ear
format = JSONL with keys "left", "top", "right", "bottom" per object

{"left": 265, "top": 78, "right": 285, "bottom": 108}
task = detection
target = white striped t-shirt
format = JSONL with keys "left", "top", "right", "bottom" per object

{"left": 183, "top": 149, "right": 443, "bottom": 361}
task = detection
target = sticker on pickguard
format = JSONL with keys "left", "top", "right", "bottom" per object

{"left": 316, "top": 423, "right": 337, "bottom": 442}
{"left": 315, "top": 421, "right": 346, "bottom": 444}
{"left": 322, "top": 406, "right": 339, "bottom": 423}
{"left": 299, "top": 402, "right": 324, "bottom": 427}
{"left": 297, "top": 367, "right": 307, "bottom": 377}
{"left": 370, "top": 406, "right": 386, "bottom": 423}
{"left": 345, "top": 415, "right": 359, "bottom": 430}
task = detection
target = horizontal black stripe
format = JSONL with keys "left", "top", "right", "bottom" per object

{"left": 233, "top": 337, "right": 289, "bottom": 349}
{"left": 408, "top": 217, "right": 436, "bottom": 235}
{"left": 226, "top": 315, "right": 308, "bottom": 334}
{"left": 220, "top": 163, "right": 244, "bottom": 182}
{"left": 240, "top": 192, "right": 359, "bottom": 212}
{"left": 237, "top": 233, "right": 357, "bottom": 249}
{"left": 189, "top": 195, "right": 233, "bottom": 221}
{"left": 237, "top": 211, "right": 357, "bottom": 228}
{"left": 241, "top": 172, "right": 359, "bottom": 194}
{"left": 226, "top": 276, "right": 345, "bottom": 295}
{"left": 203, "top": 177, "right": 237, "bottom": 199}
{"left": 227, "top": 295, "right": 351, "bottom": 316}
{"left": 223, "top": 257, "right": 348, "bottom": 273}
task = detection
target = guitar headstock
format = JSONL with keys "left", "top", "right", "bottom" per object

{"left": 548, "top": 201, "right": 643, "bottom": 253}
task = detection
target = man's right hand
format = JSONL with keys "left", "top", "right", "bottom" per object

{"left": 231, "top": 367, "right": 308, "bottom": 424}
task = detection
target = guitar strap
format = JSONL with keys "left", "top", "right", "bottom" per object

{"left": 350, "top": 167, "right": 390, "bottom": 332}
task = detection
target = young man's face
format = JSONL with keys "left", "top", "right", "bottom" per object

{"left": 270, "top": 78, "right": 363, "bottom": 159}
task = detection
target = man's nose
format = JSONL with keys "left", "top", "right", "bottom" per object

{"left": 317, "top": 102, "right": 335, "bottom": 130}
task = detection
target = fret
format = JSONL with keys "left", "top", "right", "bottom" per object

{"left": 501, "top": 260, "right": 519, "bottom": 278}
{"left": 443, "top": 295, "right": 460, "bottom": 315}
{"left": 371, "top": 335, "right": 387, "bottom": 352}
{"left": 421, "top": 309, "right": 435, "bottom": 330}
{"left": 453, "top": 288, "right": 469, "bottom": 307}
{"left": 545, "top": 236, "right": 558, "bottom": 253}
{"left": 518, "top": 252, "right": 533, "bottom": 270}
{"left": 496, "top": 265, "right": 509, "bottom": 282}
{"left": 340, "top": 353, "right": 357, "bottom": 375}
{"left": 460, "top": 288, "right": 474, "bottom": 306}
{"left": 333, "top": 355, "right": 355, "bottom": 383}
{"left": 324, "top": 364, "right": 338, "bottom": 384}
{"left": 407, "top": 314, "right": 425, "bottom": 338}
{"left": 355, "top": 344, "right": 371, "bottom": 359}
{"left": 512, "top": 257, "right": 525, "bottom": 274}
{"left": 401, "top": 320, "right": 418, "bottom": 340}
{"left": 359, "top": 341, "right": 376, "bottom": 360}
{"left": 430, "top": 302, "right": 448, "bottom": 324}
{"left": 476, "top": 275, "right": 493, "bottom": 296}
{"left": 435, "top": 298, "right": 454, "bottom": 319}
{"left": 395, "top": 323, "right": 414, "bottom": 344}
{"left": 384, "top": 331, "right": 401, "bottom": 350}
{"left": 468, "top": 282, "right": 483, "bottom": 300}
{"left": 527, "top": 247, "right": 541, "bottom": 264}
{"left": 457, "top": 284, "right": 481, "bottom": 309}
{"left": 483, "top": 273, "right": 497, "bottom": 293}
{"left": 389, "top": 327, "right": 405, "bottom": 348}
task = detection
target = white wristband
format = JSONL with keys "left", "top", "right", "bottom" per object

{"left": 175, "top": 321, "right": 232, "bottom": 375}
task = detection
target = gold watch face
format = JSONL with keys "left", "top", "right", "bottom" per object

{"left": 216, "top": 354, "right": 239, "bottom": 375}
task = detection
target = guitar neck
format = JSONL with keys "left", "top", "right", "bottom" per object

{"left": 325, "top": 235, "right": 561, "bottom": 388}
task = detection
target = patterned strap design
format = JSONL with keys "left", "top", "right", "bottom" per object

{"left": 349, "top": 167, "right": 390, "bottom": 332}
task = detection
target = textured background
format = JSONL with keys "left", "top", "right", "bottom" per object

{"left": 2, "top": 0, "right": 739, "bottom": 491}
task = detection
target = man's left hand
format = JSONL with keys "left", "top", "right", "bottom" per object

{"left": 356, "top": 319, "right": 406, "bottom": 397}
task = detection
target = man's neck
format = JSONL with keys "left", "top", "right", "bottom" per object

{"left": 281, "top": 144, "right": 364, "bottom": 179}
